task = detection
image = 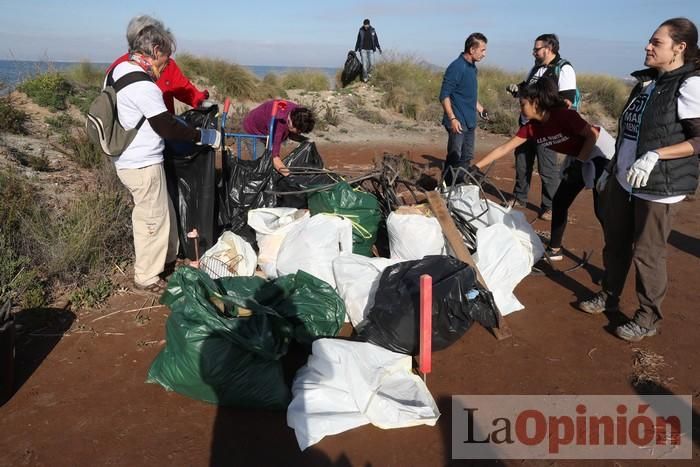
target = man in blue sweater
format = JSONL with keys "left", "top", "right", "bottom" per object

{"left": 439, "top": 32, "right": 488, "bottom": 185}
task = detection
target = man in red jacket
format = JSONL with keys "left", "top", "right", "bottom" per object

{"left": 107, "top": 15, "right": 209, "bottom": 113}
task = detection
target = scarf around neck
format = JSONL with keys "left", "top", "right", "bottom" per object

{"left": 129, "top": 52, "right": 160, "bottom": 80}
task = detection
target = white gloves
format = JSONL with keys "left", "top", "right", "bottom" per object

{"left": 626, "top": 151, "right": 659, "bottom": 188}
{"left": 596, "top": 170, "right": 609, "bottom": 193}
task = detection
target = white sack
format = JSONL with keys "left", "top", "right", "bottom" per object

{"left": 276, "top": 214, "right": 353, "bottom": 288}
{"left": 474, "top": 224, "right": 530, "bottom": 315}
{"left": 199, "top": 231, "right": 257, "bottom": 278}
{"left": 287, "top": 339, "right": 440, "bottom": 450}
{"left": 387, "top": 212, "right": 445, "bottom": 260}
{"left": 447, "top": 185, "right": 544, "bottom": 315}
{"left": 247, "top": 208, "right": 310, "bottom": 279}
{"left": 332, "top": 254, "right": 402, "bottom": 327}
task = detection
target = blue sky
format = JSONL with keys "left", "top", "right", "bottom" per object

{"left": 0, "top": 1, "right": 697, "bottom": 76}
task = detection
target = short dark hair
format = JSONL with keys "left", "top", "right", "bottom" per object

{"left": 464, "top": 33, "right": 487, "bottom": 53}
{"left": 290, "top": 107, "right": 315, "bottom": 133}
{"left": 535, "top": 34, "right": 559, "bottom": 54}
{"left": 518, "top": 77, "right": 566, "bottom": 111}
{"left": 363, "top": 19, "right": 370, "bottom": 25}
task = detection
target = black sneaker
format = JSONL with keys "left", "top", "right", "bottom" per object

{"left": 578, "top": 290, "right": 619, "bottom": 314}
{"left": 615, "top": 321, "right": 657, "bottom": 342}
{"left": 545, "top": 246, "right": 563, "bottom": 261}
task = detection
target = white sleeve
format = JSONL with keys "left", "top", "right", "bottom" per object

{"left": 678, "top": 76, "right": 700, "bottom": 120}
{"left": 557, "top": 64, "right": 576, "bottom": 92}
{"left": 130, "top": 81, "right": 168, "bottom": 118}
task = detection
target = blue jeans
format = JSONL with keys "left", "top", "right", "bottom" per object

{"left": 443, "top": 126, "right": 475, "bottom": 185}
{"left": 360, "top": 49, "right": 374, "bottom": 81}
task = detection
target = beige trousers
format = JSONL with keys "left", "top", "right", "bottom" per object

{"left": 117, "top": 163, "right": 178, "bottom": 286}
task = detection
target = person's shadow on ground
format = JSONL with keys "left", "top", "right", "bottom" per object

{"left": 1, "top": 305, "right": 75, "bottom": 406}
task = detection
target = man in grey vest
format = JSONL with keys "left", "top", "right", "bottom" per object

{"left": 506, "top": 34, "right": 578, "bottom": 220}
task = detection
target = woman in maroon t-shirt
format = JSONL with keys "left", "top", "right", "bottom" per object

{"left": 474, "top": 78, "right": 614, "bottom": 260}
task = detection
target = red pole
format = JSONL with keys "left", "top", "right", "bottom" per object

{"left": 419, "top": 274, "right": 432, "bottom": 379}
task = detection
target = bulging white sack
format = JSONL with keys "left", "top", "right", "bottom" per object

{"left": 276, "top": 214, "right": 353, "bottom": 288}
{"left": 387, "top": 211, "right": 445, "bottom": 260}
{"left": 332, "top": 254, "right": 402, "bottom": 327}
{"left": 287, "top": 339, "right": 440, "bottom": 450}
{"left": 247, "top": 207, "right": 310, "bottom": 279}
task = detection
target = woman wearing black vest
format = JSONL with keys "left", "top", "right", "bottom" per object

{"left": 578, "top": 17, "right": 700, "bottom": 341}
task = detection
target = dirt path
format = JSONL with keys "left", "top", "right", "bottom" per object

{"left": 2, "top": 136, "right": 699, "bottom": 466}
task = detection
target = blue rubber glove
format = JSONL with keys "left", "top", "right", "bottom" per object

{"left": 626, "top": 151, "right": 659, "bottom": 188}
{"left": 198, "top": 129, "right": 221, "bottom": 147}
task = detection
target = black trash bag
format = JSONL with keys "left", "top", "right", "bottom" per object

{"left": 356, "top": 255, "right": 498, "bottom": 355}
{"left": 341, "top": 51, "right": 363, "bottom": 87}
{"left": 0, "top": 300, "right": 14, "bottom": 405}
{"left": 164, "top": 107, "right": 219, "bottom": 260}
{"left": 273, "top": 141, "right": 336, "bottom": 209}
{"left": 217, "top": 148, "right": 275, "bottom": 240}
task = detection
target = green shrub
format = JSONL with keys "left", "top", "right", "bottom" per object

{"left": 18, "top": 72, "right": 72, "bottom": 110}
{"left": 0, "top": 231, "right": 45, "bottom": 307}
{"left": 578, "top": 74, "right": 631, "bottom": 120}
{"left": 372, "top": 54, "right": 442, "bottom": 122}
{"left": 0, "top": 95, "right": 29, "bottom": 134}
{"left": 0, "top": 170, "right": 47, "bottom": 306}
{"left": 67, "top": 86, "right": 100, "bottom": 115}
{"left": 64, "top": 61, "right": 105, "bottom": 88}
{"left": 281, "top": 70, "right": 330, "bottom": 92}
{"left": 177, "top": 53, "right": 264, "bottom": 100}
{"left": 0, "top": 169, "right": 41, "bottom": 248}
{"left": 45, "top": 113, "right": 77, "bottom": 134}
{"left": 476, "top": 66, "right": 523, "bottom": 135}
{"left": 29, "top": 187, "right": 132, "bottom": 281}
{"left": 69, "top": 277, "right": 113, "bottom": 310}
{"left": 64, "top": 129, "right": 103, "bottom": 168}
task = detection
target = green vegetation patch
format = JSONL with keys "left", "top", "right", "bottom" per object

{"left": 0, "top": 95, "right": 29, "bottom": 134}
{"left": 281, "top": 70, "right": 330, "bottom": 92}
{"left": 18, "top": 72, "right": 72, "bottom": 111}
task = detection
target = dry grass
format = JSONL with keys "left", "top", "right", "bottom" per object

{"left": 631, "top": 348, "right": 673, "bottom": 390}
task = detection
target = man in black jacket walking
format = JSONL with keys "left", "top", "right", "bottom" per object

{"left": 355, "top": 19, "right": 382, "bottom": 82}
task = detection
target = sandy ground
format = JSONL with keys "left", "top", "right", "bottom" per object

{"left": 1, "top": 89, "right": 699, "bottom": 466}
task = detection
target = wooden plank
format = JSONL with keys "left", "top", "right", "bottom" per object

{"left": 426, "top": 191, "right": 512, "bottom": 340}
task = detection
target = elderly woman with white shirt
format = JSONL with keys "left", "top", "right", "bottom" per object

{"left": 578, "top": 17, "right": 700, "bottom": 341}
{"left": 110, "top": 21, "right": 220, "bottom": 295}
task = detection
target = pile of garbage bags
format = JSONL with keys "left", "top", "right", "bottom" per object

{"left": 149, "top": 139, "right": 546, "bottom": 448}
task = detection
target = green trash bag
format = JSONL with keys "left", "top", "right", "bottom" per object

{"left": 308, "top": 181, "right": 381, "bottom": 257}
{"left": 146, "top": 267, "right": 293, "bottom": 409}
{"left": 241, "top": 270, "right": 346, "bottom": 345}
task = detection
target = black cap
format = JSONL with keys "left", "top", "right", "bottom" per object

{"left": 363, "top": 19, "right": 370, "bottom": 25}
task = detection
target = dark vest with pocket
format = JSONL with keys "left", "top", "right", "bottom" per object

{"left": 618, "top": 63, "right": 700, "bottom": 196}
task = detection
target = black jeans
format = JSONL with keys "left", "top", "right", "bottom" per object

{"left": 549, "top": 157, "right": 608, "bottom": 249}
{"left": 513, "top": 139, "right": 562, "bottom": 210}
